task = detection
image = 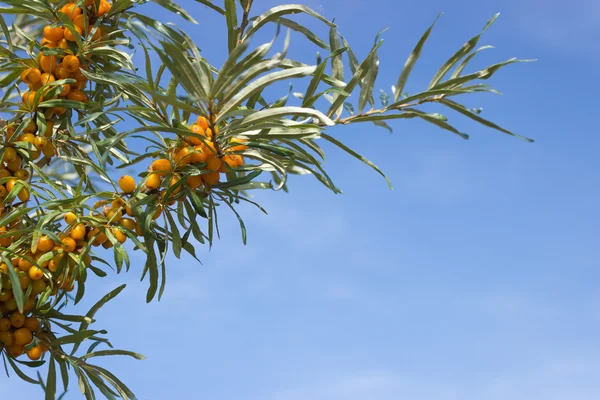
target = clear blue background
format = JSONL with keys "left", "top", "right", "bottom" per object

{"left": 4, "top": 0, "right": 600, "bottom": 398}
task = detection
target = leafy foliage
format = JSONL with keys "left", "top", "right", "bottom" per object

{"left": 0, "top": 0, "right": 532, "bottom": 398}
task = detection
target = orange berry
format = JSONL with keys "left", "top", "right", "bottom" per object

{"left": 230, "top": 137, "right": 249, "bottom": 151}
{"left": 23, "top": 317, "right": 40, "bottom": 333}
{"left": 26, "top": 345, "right": 43, "bottom": 361}
{"left": 112, "top": 227, "right": 127, "bottom": 244}
{"left": 186, "top": 175, "right": 203, "bottom": 189}
{"left": 10, "top": 312, "right": 25, "bottom": 328}
{"left": 55, "top": 63, "right": 70, "bottom": 80}
{"left": 39, "top": 55, "right": 57, "bottom": 73}
{"left": 205, "top": 156, "right": 222, "bottom": 172}
{"left": 34, "top": 137, "right": 48, "bottom": 150}
{"left": 202, "top": 171, "right": 220, "bottom": 186}
{"left": 196, "top": 116, "right": 209, "bottom": 130}
{"left": 190, "top": 145, "right": 208, "bottom": 164}
{"left": 70, "top": 223, "right": 86, "bottom": 240}
{"left": 188, "top": 124, "right": 205, "bottom": 145}
{"left": 63, "top": 55, "right": 80, "bottom": 73}
{"left": 67, "top": 89, "right": 87, "bottom": 102}
{"left": 151, "top": 158, "right": 172, "bottom": 176}
{"left": 59, "top": 4, "right": 82, "bottom": 19}
{"left": 118, "top": 175, "right": 136, "bottom": 193}
{"left": 119, "top": 218, "right": 136, "bottom": 231}
{"left": 37, "top": 235, "right": 55, "bottom": 252}
{"left": 58, "top": 38, "right": 69, "bottom": 49}
{"left": 28, "top": 266, "right": 44, "bottom": 281}
{"left": 223, "top": 154, "right": 244, "bottom": 168}
{"left": 95, "top": 0, "right": 111, "bottom": 17}
{"left": 61, "top": 237, "right": 77, "bottom": 252}
{"left": 64, "top": 212, "right": 77, "bottom": 224}
{"left": 1, "top": 147, "right": 17, "bottom": 163}
{"left": 20, "top": 68, "right": 41, "bottom": 85}
{"left": 7, "top": 344, "right": 25, "bottom": 358}
{"left": 72, "top": 14, "right": 85, "bottom": 30}
{"left": 64, "top": 25, "right": 82, "bottom": 42}
{"left": 43, "top": 25, "right": 64, "bottom": 42}
{"left": 0, "top": 331, "right": 14, "bottom": 345}
{"left": 13, "top": 328, "right": 33, "bottom": 345}
{"left": 59, "top": 83, "right": 71, "bottom": 97}
{"left": 145, "top": 172, "right": 161, "bottom": 190}
{"left": 40, "top": 73, "right": 55, "bottom": 85}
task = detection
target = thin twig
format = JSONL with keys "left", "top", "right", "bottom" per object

{"left": 237, "top": 0, "right": 254, "bottom": 44}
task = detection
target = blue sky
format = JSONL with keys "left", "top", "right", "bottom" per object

{"left": 4, "top": 0, "right": 600, "bottom": 398}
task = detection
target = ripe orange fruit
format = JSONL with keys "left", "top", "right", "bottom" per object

{"left": 43, "top": 25, "right": 64, "bottom": 42}
{"left": 23, "top": 317, "right": 40, "bottom": 332}
{"left": 87, "top": 228, "right": 108, "bottom": 246}
{"left": 14, "top": 169, "right": 29, "bottom": 180}
{"left": 196, "top": 116, "right": 209, "bottom": 130}
{"left": 1, "top": 147, "right": 17, "bottom": 163}
{"left": 6, "top": 344, "right": 25, "bottom": 358}
{"left": 61, "top": 237, "right": 77, "bottom": 252}
{"left": 42, "top": 142, "right": 56, "bottom": 158}
{"left": 188, "top": 124, "right": 205, "bottom": 145}
{"left": 175, "top": 146, "right": 193, "bottom": 166}
{"left": 0, "top": 331, "right": 14, "bottom": 345}
{"left": 119, "top": 218, "right": 136, "bottom": 231}
{"left": 13, "top": 328, "right": 33, "bottom": 346}
{"left": 118, "top": 175, "right": 136, "bottom": 193}
{"left": 63, "top": 55, "right": 80, "bottom": 73}
{"left": 151, "top": 158, "right": 172, "bottom": 176}
{"left": 0, "top": 317, "right": 10, "bottom": 331}
{"left": 72, "top": 14, "right": 85, "bottom": 30}
{"left": 59, "top": 4, "right": 82, "bottom": 19}
{"left": 202, "top": 171, "right": 220, "bottom": 186}
{"left": 205, "top": 156, "right": 222, "bottom": 172}
{"left": 39, "top": 55, "right": 57, "bottom": 73}
{"left": 17, "top": 257, "right": 32, "bottom": 272}
{"left": 10, "top": 312, "right": 25, "bottom": 328}
{"left": 20, "top": 68, "right": 41, "bottom": 85}
{"left": 32, "top": 279, "right": 46, "bottom": 295}
{"left": 59, "top": 83, "right": 71, "bottom": 97}
{"left": 95, "top": 0, "right": 111, "bottom": 17}
{"left": 223, "top": 154, "right": 243, "bottom": 168}
{"left": 34, "top": 137, "right": 48, "bottom": 150}
{"left": 64, "top": 211, "right": 77, "bottom": 224}
{"left": 112, "top": 227, "right": 127, "bottom": 244}
{"left": 58, "top": 38, "right": 69, "bottom": 49}
{"left": 64, "top": 25, "right": 83, "bottom": 42}
{"left": 67, "top": 89, "right": 87, "bottom": 102}
{"left": 26, "top": 345, "right": 43, "bottom": 361}
{"left": 40, "top": 73, "right": 55, "bottom": 85}
{"left": 22, "top": 91, "right": 39, "bottom": 107}
{"left": 145, "top": 172, "right": 161, "bottom": 190}
{"left": 230, "top": 137, "right": 249, "bottom": 151}
{"left": 70, "top": 223, "right": 86, "bottom": 240}
{"left": 55, "top": 63, "right": 70, "bottom": 80}
{"left": 186, "top": 175, "right": 203, "bottom": 189}
{"left": 18, "top": 187, "right": 30, "bottom": 202}
{"left": 43, "top": 121, "right": 55, "bottom": 138}
{"left": 28, "top": 266, "right": 44, "bottom": 281}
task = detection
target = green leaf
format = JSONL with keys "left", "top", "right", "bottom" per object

{"left": 440, "top": 99, "right": 533, "bottom": 142}
{"left": 225, "top": 0, "right": 239, "bottom": 53}
{"left": 242, "top": 4, "right": 334, "bottom": 40}
{"left": 394, "top": 13, "right": 442, "bottom": 101}
{"left": 321, "top": 133, "right": 393, "bottom": 189}
{"left": 429, "top": 13, "right": 499, "bottom": 88}
{"left": 45, "top": 357, "right": 57, "bottom": 400}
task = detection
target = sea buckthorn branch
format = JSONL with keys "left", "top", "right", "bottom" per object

{"left": 0, "top": 1, "right": 533, "bottom": 398}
